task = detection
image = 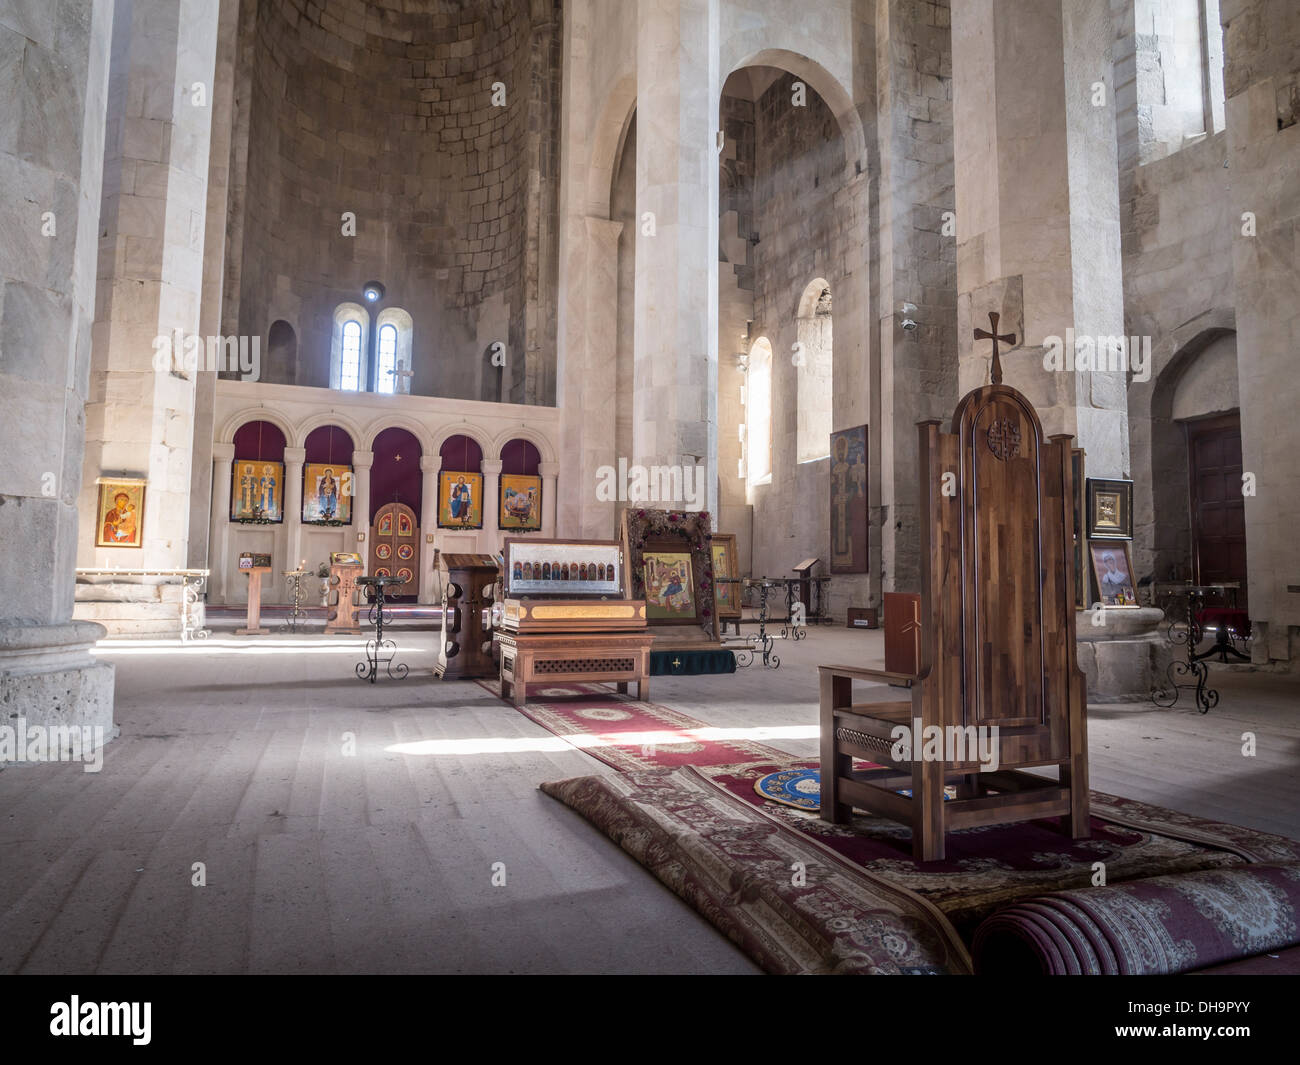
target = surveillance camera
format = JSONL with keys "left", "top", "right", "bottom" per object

{"left": 901, "top": 302, "right": 917, "bottom": 315}
{"left": 901, "top": 318, "right": 918, "bottom": 331}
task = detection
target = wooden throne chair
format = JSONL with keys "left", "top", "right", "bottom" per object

{"left": 819, "top": 316, "right": 1089, "bottom": 861}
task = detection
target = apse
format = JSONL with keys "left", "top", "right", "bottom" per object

{"left": 230, "top": 0, "right": 561, "bottom": 405}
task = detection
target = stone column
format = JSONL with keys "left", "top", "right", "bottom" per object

{"left": 538, "top": 461, "right": 559, "bottom": 538}
{"left": 80, "top": 0, "right": 221, "bottom": 572}
{"left": 351, "top": 451, "right": 373, "bottom": 571}
{"left": 1224, "top": 0, "right": 1300, "bottom": 665}
{"left": 209, "top": 442, "right": 234, "bottom": 603}
{"left": 283, "top": 446, "right": 305, "bottom": 578}
{"left": 559, "top": 217, "right": 623, "bottom": 536}
{"left": 951, "top": 0, "right": 1156, "bottom": 698}
{"left": 481, "top": 459, "right": 503, "bottom": 554}
{"left": 419, "top": 455, "right": 440, "bottom": 604}
{"left": 0, "top": 0, "right": 117, "bottom": 748}
{"left": 632, "top": 0, "right": 719, "bottom": 514}
{"left": 950, "top": 0, "right": 1128, "bottom": 477}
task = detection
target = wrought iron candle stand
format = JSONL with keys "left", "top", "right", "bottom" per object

{"left": 1150, "top": 583, "right": 1220, "bottom": 714}
{"left": 355, "top": 575, "right": 409, "bottom": 683}
{"left": 734, "top": 578, "right": 783, "bottom": 669}
{"left": 281, "top": 569, "right": 311, "bottom": 634}
{"left": 780, "top": 577, "right": 810, "bottom": 641}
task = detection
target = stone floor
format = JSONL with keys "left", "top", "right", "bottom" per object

{"left": 1, "top": 624, "right": 1296, "bottom": 974}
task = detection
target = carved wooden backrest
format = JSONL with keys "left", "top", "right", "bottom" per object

{"left": 915, "top": 383, "right": 1082, "bottom": 769}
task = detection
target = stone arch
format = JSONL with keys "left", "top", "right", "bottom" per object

{"left": 265, "top": 319, "right": 297, "bottom": 385}
{"left": 219, "top": 406, "right": 296, "bottom": 447}
{"left": 361, "top": 415, "right": 434, "bottom": 456}
{"left": 488, "top": 424, "right": 557, "bottom": 463}
{"left": 1146, "top": 324, "right": 1239, "bottom": 584}
{"left": 585, "top": 72, "right": 637, "bottom": 219}
{"left": 295, "top": 411, "right": 364, "bottom": 451}
{"left": 429, "top": 422, "right": 493, "bottom": 460}
{"left": 724, "top": 47, "right": 866, "bottom": 178}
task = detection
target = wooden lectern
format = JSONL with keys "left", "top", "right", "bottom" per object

{"left": 236, "top": 566, "right": 272, "bottom": 635}
{"left": 434, "top": 552, "right": 500, "bottom": 679}
{"left": 325, "top": 562, "right": 363, "bottom": 635}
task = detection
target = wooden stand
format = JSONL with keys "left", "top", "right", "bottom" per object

{"left": 236, "top": 566, "right": 272, "bottom": 635}
{"left": 324, "top": 563, "right": 363, "bottom": 635}
{"left": 498, "top": 630, "right": 653, "bottom": 708}
{"left": 435, "top": 552, "right": 499, "bottom": 679}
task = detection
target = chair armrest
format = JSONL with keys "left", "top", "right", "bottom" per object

{"left": 818, "top": 663, "right": 917, "bottom": 684}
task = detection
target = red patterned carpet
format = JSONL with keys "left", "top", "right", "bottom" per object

{"left": 475, "top": 678, "right": 790, "bottom": 771}
{"left": 486, "top": 678, "right": 1300, "bottom": 974}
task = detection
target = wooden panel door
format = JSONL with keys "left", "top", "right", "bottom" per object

{"left": 370, "top": 502, "right": 420, "bottom": 599}
{"left": 1188, "top": 413, "right": 1247, "bottom": 610}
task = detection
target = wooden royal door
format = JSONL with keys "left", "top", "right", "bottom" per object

{"left": 1187, "top": 413, "right": 1248, "bottom": 611}
{"left": 370, "top": 502, "right": 420, "bottom": 599}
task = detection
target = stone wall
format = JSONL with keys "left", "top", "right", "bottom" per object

{"left": 228, "top": 0, "right": 560, "bottom": 404}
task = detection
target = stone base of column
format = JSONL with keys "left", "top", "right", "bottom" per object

{"left": 0, "top": 621, "right": 117, "bottom": 765}
{"left": 1075, "top": 608, "right": 1174, "bottom": 703}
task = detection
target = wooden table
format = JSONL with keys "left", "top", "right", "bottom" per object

{"left": 497, "top": 630, "right": 654, "bottom": 707}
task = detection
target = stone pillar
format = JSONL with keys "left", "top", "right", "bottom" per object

{"left": 283, "top": 446, "right": 305, "bottom": 575}
{"left": 209, "top": 442, "right": 234, "bottom": 603}
{"left": 0, "top": 0, "right": 117, "bottom": 750}
{"left": 352, "top": 451, "right": 373, "bottom": 571}
{"left": 1224, "top": 0, "right": 1300, "bottom": 666}
{"left": 481, "top": 459, "right": 503, "bottom": 553}
{"left": 419, "top": 455, "right": 440, "bottom": 604}
{"left": 951, "top": 0, "right": 1128, "bottom": 477}
{"left": 559, "top": 218, "right": 623, "bottom": 536}
{"left": 538, "top": 461, "right": 559, "bottom": 538}
{"left": 80, "top": 0, "right": 221, "bottom": 571}
{"left": 189, "top": 0, "right": 243, "bottom": 570}
{"left": 632, "top": 0, "right": 719, "bottom": 514}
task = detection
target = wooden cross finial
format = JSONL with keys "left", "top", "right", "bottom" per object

{"left": 974, "top": 311, "right": 1016, "bottom": 385}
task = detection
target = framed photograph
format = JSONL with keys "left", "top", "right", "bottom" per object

{"left": 643, "top": 551, "right": 696, "bottom": 621}
{"left": 830, "top": 424, "right": 868, "bottom": 573}
{"left": 438, "top": 471, "right": 483, "bottom": 529}
{"left": 303, "top": 463, "right": 352, "bottom": 524}
{"left": 504, "top": 538, "right": 622, "bottom": 597}
{"left": 500, "top": 474, "right": 542, "bottom": 531}
{"left": 95, "top": 478, "right": 146, "bottom": 548}
{"left": 710, "top": 533, "right": 741, "bottom": 620}
{"left": 1089, "top": 540, "right": 1139, "bottom": 607}
{"left": 231, "top": 460, "right": 284, "bottom": 522}
{"left": 1087, "top": 477, "right": 1133, "bottom": 540}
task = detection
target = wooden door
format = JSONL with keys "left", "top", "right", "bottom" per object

{"left": 1187, "top": 413, "right": 1248, "bottom": 610}
{"left": 370, "top": 502, "right": 420, "bottom": 599}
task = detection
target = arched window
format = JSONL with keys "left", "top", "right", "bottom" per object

{"left": 796, "top": 280, "right": 833, "bottom": 463}
{"left": 339, "top": 321, "right": 363, "bottom": 391}
{"left": 375, "top": 323, "right": 398, "bottom": 394}
{"left": 330, "top": 303, "right": 370, "bottom": 391}
{"left": 747, "top": 337, "right": 773, "bottom": 487}
{"left": 375, "top": 307, "right": 414, "bottom": 394}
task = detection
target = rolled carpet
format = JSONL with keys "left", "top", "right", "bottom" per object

{"left": 973, "top": 862, "right": 1300, "bottom": 975}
